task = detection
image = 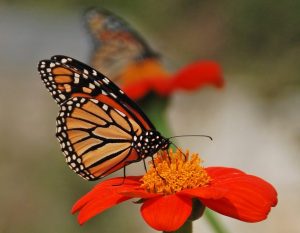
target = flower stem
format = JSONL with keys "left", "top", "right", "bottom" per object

{"left": 205, "top": 210, "right": 229, "bottom": 233}
{"left": 138, "top": 94, "right": 171, "bottom": 137}
{"left": 163, "top": 220, "right": 192, "bottom": 233}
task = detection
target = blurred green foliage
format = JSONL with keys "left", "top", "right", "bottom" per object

{"left": 2, "top": 0, "right": 299, "bottom": 57}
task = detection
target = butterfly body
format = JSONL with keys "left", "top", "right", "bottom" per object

{"left": 38, "top": 55, "right": 169, "bottom": 180}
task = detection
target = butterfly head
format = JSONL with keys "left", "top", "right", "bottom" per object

{"left": 133, "top": 130, "right": 170, "bottom": 159}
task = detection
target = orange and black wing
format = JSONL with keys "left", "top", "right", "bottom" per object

{"left": 84, "top": 8, "right": 159, "bottom": 82}
{"left": 38, "top": 55, "right": 155, "bottom": 180}
{"left": 38, "top": 55, "right": 155, "bottom": 130}
{"left": 56, "top": 97, "right": 143, "bottom": 180}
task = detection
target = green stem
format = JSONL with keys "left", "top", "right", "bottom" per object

{"left": 204, "top": 210, "right": 229, "bottom": 233}
{"left": 139, "top": 93, "right": 172, "bottom": 137}
{"left": 163, "top": 220, "right": 192, "bottom": 233}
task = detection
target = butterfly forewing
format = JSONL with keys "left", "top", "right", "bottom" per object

{"left": 38, "top": 57, "right": 105, "bottom": 105}
{"left": 49, "top": 55, "right": 155, "bottom": 131}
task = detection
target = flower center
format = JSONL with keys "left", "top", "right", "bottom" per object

{"left": 140, "top": 149, "right": 211, "bottom": 195}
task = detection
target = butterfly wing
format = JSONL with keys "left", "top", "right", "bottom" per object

{"left": 38, "top": 55, "right": 155, "bottom": 129}
{"left": 84, "top": 8, "right": 158, "bottom": 82}
{"left": 38, "top": 55, "right": 155, "bottom": 180}
{"left": 56, "top": 97, "right": 142, "bottom": 180}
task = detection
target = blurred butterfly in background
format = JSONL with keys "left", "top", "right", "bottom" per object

{"left": 38, "top": 55, "right": 170, "bottom": 181}
{"left": 84, "top": 8, "right": 161, "bottom": 86}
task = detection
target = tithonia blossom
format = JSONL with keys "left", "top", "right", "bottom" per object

{"left": 115, "top": 59, "right": 223, "bottom": 100}
{"left": 72, "top": 150, "right": 277, "bottom": 231}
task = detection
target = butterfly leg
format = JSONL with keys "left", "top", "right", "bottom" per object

{"left": 151, "top": 156, "right": 166, "bottom": 182}
{"left": 112, "top": 158, "right": 142, "bottom": 186}
{"left": 166, "top": 149, "right": 172, "bottom": 163}
{"left": 112, "top": 166, "right": 127, "bottom": 186}
{"left": 143, "top": 159, "right": 148, "bottom": 172}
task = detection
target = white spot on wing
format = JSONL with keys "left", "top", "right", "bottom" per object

{"left": 102, "top": 104, "right": 108, "bottom": 111}
{"left": 103, "top": 78, "right": 110, "bottom": 84}
{"left": 74, "top": 77, "right": 79, "bottom": 84}
{"left": 110, "top": 93, "right": 117, "bottom": 99}
{"left": 94, "top": 81, "right": 101, "bottom": 87}
{"left": 89, "top": 83, "right": 95, "bottom": 89}
{"left": 59, "top": 94, "right": 66, "bottom": 100}
{"left": 91, "top": 99, "right": 99, "bottom": 104}
{"left": 116, "top": 109, "right": 126, "bottom": 117}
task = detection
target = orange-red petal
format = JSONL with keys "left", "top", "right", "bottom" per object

{"left": 118, "top": 188, "right": 160, "bottom": 199}
{"left": 141, "top": 194, "right": 192, "bottom": 231}
{"left": 122, "top": 61, "right": 223, "bottom": 100}
{"left": 71, "top": 176, "right": 142, "bottom": 224}
{"left": 170, "top": 61, "right": 223, "bottom": 92}
{"left": 181, "top": 167, "right": 277, "bottom": 222}
{"left": 122, "top": 79, "right": 153, "bottom": 100}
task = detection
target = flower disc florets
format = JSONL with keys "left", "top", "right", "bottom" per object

{"left": 141, "top": 149, "right": 211, "bottom": 195}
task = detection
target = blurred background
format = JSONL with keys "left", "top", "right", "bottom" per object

{"left": 0, "top": 0, "right": 299, "bottom": 232}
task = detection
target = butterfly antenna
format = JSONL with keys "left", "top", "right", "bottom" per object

{"left": 168, "top": 134, "right": 213, "bottom": 141}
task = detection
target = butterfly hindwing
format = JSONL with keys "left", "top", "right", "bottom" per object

{"left": 56, "top": 96, "right": 142, "bottom": 180}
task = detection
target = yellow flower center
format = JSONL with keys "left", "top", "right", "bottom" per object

{"left": 140, "top": 149, "right": 211, "bottom": 195}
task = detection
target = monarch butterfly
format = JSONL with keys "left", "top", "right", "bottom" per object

{"left": 38, "top": 55, "right": 170, "bottom": 181}
{"left": 84, "top": 8, "right": 159, "bottom": 85}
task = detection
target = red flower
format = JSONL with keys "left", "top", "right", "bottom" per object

{"left": 72, "top": 150, "right": 277, "bottom": 231}
{"left": 118, "top": 59, "right": 223, "bottom": 100}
